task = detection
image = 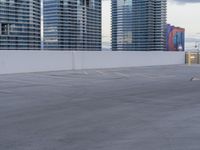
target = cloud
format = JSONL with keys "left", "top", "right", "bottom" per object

{"left": 173, "top": 0, "right": 200, "bottom": 4}
{"left": 186, "top": 37, "right": 200, "bottom": 43}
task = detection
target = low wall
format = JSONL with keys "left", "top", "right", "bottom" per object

{"left": 0, "top": 51, "right": 185, "bottom": 74}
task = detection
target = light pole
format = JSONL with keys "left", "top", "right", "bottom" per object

{"left": 195, "top": 42, "right": 200, "bottom": 51}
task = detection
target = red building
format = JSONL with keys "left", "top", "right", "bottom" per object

{"left": 166, "top": 24, "right": 185, "bottom": 51}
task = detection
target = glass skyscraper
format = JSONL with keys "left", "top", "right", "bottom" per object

{"left": 112, "top": 0, "right": 167, "bottom": 51}
{"left": 0, "top": 0, "right": 41, "bottom": 50}
{"left": 44, "top": 0, "right": 101, "bottom": 51}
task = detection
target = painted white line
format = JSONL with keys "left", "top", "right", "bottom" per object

{"left": 114, "top": 72, "right": 129, "bottom": 78}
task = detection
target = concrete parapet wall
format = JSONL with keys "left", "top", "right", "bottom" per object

{"left": 0, "top": 51, "right": 185, "bottom": 74}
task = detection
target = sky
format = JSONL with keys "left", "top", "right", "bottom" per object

{"left": 102, "top": 0, "right": 200, "bottom": 50}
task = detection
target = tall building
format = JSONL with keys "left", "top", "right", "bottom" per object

{"left": 166, "top": 24, "right": 185, "bottom": 51}
{"left": 43, "top": 0, "right": 101, "bottom": 50}
{"left": 112, "top": 0, "right": 167, "bottom": 51}
{"left": 0, "top": 0, "right": 41, "bottom": 50}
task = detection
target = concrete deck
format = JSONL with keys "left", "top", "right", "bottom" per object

{"left": 0, "top": 65, "right": 200, "bottom": 150}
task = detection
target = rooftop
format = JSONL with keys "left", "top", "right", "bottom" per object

{"left": 1, "top": 65, "right": 200, "bottom": 150}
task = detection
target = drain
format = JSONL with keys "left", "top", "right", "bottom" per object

{"left": 190, "top": 77, "right": 200, "bottom": 81}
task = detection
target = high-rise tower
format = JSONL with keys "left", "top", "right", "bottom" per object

{"left": 112, "top": 0, "right": 167, "bottom": 51}
{"left": 43, "top": 0, "right": 101, "bottom": 50}
{"left": 0, "top": 0, "right": 41, "bottom": 50}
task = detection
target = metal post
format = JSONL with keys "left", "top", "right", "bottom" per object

{"left": 198, "top": 43, "right": 200, "bottom": 64}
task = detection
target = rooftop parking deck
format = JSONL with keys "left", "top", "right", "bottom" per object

{"left": 0, "top": 65, "right": 200, "bottom": 150}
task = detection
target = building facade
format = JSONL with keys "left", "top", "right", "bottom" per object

{"left": 112, "top": 0, "right": 167, "bottom": 51}
{"left": 0, "top": 0, "right": 41, "bottom": 50}
{"left": 166, "top": 24, "right": 185, "bottom": 51}
{"left": 43, "top": 0, "right": 101, "bottom": 50}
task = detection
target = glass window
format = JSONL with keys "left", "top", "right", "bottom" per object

{"left": 118, "top": 0, "right": 132, "bottom": 6}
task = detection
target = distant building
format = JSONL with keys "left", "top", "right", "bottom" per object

{"left": 0, "top": 0, "right": 41, "bottom": 50}
{"left": 111, "top": 0, "right": 167, "bottom": 51}
{"left": 43, "top": 0, "right": 101, "bottom": 50}
{"left": 166, "top": 24, "right": 185, "bottom": 51}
